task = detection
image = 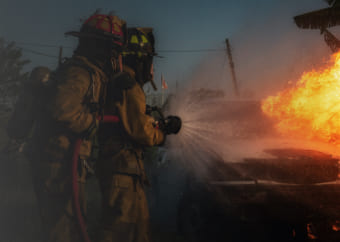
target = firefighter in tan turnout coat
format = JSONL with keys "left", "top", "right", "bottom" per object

{"left": 24, "top": 14, "right": 127, "bottom": 242}
{"left": 95, "top": 28, "right": 181, "bottom": 242}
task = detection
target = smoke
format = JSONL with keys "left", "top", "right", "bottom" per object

{"left": 166, "top": 89, "right": 272, "bottom": 176}
{"left": 164, "top": 1, "right": 340, "bottom": 178}
{"left": 185, "top": 1, "right": 332, "bottom": 99}
{"left": 231, "top": 1, "right": 331, "bottom": 99}
{"left": 165, "top": 86, "right": 340, "bottom": 181}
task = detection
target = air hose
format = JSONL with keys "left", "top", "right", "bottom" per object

{"left": 72, "top": 115, "right": 119, "bottom": 242}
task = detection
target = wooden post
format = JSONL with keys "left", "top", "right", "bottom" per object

{"left": 176, "top": 80, "right": 178, "bottom": 94}
{"left": 225, "top": 39, "right": 240, "bottom": 97}
{"left": 161, "top": 74, "right": 164, "bottom": 106}
{"left": 58, "top": 46, "right": 63, "bottom": 66}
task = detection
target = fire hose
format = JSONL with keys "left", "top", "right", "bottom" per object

{"left": 72, "top": 115, "right": 119, "bottom": 242}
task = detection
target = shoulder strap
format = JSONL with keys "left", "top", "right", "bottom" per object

{"left": 77, "top": 60, "right": 99, "bottom": 108}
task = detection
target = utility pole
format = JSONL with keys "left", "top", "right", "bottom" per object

{"left": 176, "top": 80, "right": 178, "bottom": 94}
{"left": 225, "top": 39, "right": 240, "bottom": 97}
{"left": 58, "top": 46, "right": 63, "bottom": 66}
{"left": 161, "top": 74, "right": 164, "bottom": 106}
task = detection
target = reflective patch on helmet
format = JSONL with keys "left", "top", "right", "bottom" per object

{"left": 113, "top": 23, "right": 121, "bottom": 33}
{"left": 130, "top": 35, "right": 139, "bottom": 44}
{"left": 110, "top": 16, "right": 124, "bottom": 36}
{"left": 122, "top": 51, "right": 135, "bottom": 56}
{"left": 99, "top": 20, "right": 111, "bottom": 32}
{"left": 141, "top": 35, "right": 149, "bottom": 44}
{"left": 122, "top": 51, "right": 145, "bottom": 58}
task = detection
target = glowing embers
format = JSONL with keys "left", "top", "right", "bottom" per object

{"left": 262, "top": 51, "right": 340, "bottom": 146}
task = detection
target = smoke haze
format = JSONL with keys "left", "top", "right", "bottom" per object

{"left": 165, "top": 1, "right": 340, "bottom": 177}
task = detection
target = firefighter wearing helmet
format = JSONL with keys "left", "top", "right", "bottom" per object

{"left": 26, "top": 13, "right": 127, "bottom": 242}
{"left": 95, "top": 28, "right": 180, "bottom": 242}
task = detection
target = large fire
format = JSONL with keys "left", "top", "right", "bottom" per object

{"left": 262, "top": 51, "right": 340, "bottom": 146}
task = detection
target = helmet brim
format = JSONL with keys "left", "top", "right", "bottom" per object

{"left": 65, "top": 31, "right": 124, "bottom": 42}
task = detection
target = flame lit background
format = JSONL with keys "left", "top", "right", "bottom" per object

{"left": 262, "top": 51, "right": 340, "bottom": 147}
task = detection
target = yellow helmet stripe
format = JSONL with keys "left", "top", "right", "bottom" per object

{"left": 130, "top": 35, "right": 139, "bottom": 44}
{"left": 141, "top": 35, "right": 149, "bottom": 44}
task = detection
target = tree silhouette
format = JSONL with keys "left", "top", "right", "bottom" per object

{"left": 0, "top": 38, "right": 30, "bottom": 105}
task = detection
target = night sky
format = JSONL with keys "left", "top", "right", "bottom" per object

{"left": 0, "top": 0, "right": 333, "bottom": 97}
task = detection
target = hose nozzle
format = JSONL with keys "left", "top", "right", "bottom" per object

{"left": 163, "top": 115, "right": 182, "bottom": 134}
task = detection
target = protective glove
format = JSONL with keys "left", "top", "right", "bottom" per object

{"left": 162, "top": 115, "right": 182, "bottom": 135}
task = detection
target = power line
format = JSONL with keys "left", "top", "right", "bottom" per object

{"left": 21, "top": 47, "right": 59, "bottom": 59}
{"left": 158, "top": 49, "right": 224, "bottom": 53}
{"left": 3, "top": 40, "right": 60, "bottom": 59}
{"left": 17, "top": 42, "right": 73, "bottom": 49}
{"left": 3, "top": 40, "right": 226, "bottom": 60}
{"left": 7, "top": 40, "right": 225, "bottom": 53}
{"left": 5, "top": 40, "right": 73, "bottom": 49}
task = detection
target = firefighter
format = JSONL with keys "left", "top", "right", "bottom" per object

{"left": 25, "top": 13, "right": 127, "bottom": 242}
{"left": 95, "top": 28, "right": 180, "bottom": 242}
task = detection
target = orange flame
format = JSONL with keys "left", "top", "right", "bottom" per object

{"left": 262, "top": 51, "right": 340, "bottom": 146}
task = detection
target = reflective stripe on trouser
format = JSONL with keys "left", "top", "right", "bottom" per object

{"left": 96, "top": 174, "right": 150, "bottom": 242}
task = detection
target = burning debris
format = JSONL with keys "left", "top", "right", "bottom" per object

{"left": 262, "top": 51, "right": 340, "bottom": 148}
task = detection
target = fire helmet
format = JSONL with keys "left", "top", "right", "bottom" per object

{"left": 123, "top": 28, "right": 156, "bottom": 85}
{"left": 123, "top": 28, "right": 156, "bottom": 57}
{"left": 65, "top": 13, "right": 127, "bottom": 51}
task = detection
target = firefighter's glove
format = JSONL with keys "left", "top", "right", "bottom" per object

{"left": 162, "top": 116, "right": 182, "bottom": 135}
